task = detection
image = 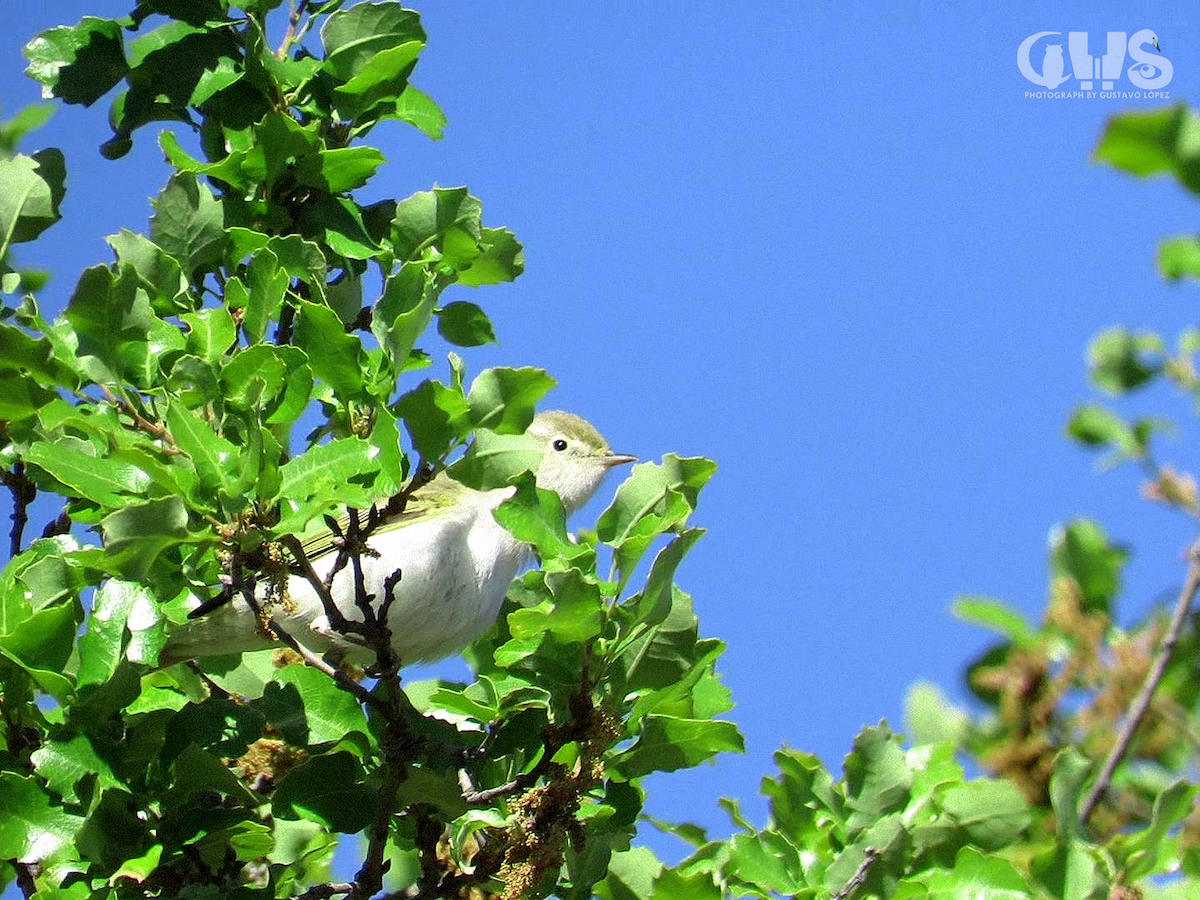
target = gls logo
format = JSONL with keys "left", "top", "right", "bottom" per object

{"left": 1018, "top": 30, "right": 1170, "bottom": 91}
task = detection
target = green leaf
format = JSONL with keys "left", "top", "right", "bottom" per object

{"left": 613, "top": 715, "right": 743, "bottom": 778}
{"left": 225, "top": 229, "right": 328, "bottom": 286}
{"left": 100, "top": 497, "right": 189, "bottom": 579}
{"left": 25, "top": 439, "right": 152, "bottom": 506}
{"left": 387, "top": 84, "right": 446, "bottom": 139}
{"left": 150, "top": 172, "right": 225, "bottom": 276}
{"left": 508, "top": 570, "right": 604, "bottom": 643}
{"left": 0, "top": 151, "right": 66, "bottom": 250}
{"left": 0, "top": 372, "right": 57, "bottom": 421}
{"left": 0, "top": 539, "right": 87, "bottom": 698}
{"left": 493, "top": 473, "right": 586, "bottom": 562}
{"left": 394, "top": 378, "right": 470, "bottom": 461}
{"left": 181, "top": 306, "right": 236, "bottom": 363}
{"left": 108, "top": 228, "right": 189, "bottom": 314}
{"left": 455, "top": 226, "right": 524, "bottom": 286}
{"left": 24, "top": 17, "right": 128, "bottom": 106}
{"left": 295, "top": 146, "right": 386, "bottom": 193}
{"left": 275, "top": 438, "right": 376, "bottom": 530}
{"left": 1065, "top": 404, "right": 1139, "bottom": 455}
{"left": 596, "top": 847, "right": 662, "bottom": 900}
{"left": 726, "top": 832, "right": 805, "bottom": 895}
{"left": 31, "top": 734, "right": 125, "bottom": 804}
{"left": 760, "top": 747, "right": 845, "bottom": 843}
{"left": 1119, "top": 780, "right": 1198, "bottom": 880}
{"left": 164, "top": 698, "right": 264, "bottom": 764}
{"left": 270, "top": 664, "right": 369, "bottom": 745}
{"left": 1087, "top": 327, "right": 1163, "bottom": 394}
{"left": 391, "top": 187, "right": 481, "bottom": 260}
{"left": 436, "top": 300, "right": 496, "bottom": 346}
{"left": 372, "top": 264, "right": 437, "bottom": 369}
{"left": 940, "top": 779, "right": 1031, "bottom": 849}
{"left": 0, "top": 773, "right": 84, "bottom": 863}
{"left": 63, "top": 264, "right": 155, "bottom": 384}
{"left": 272, "top": 752, "right": 377, "bottom": 833}
{"left": 904, "top": 681, "right": 969, "bottom": 747}
{"left": 617, "top": 587, "right": 702, "bottom": 694}
{"left": 446, "top": 429, "right": 543, "bottom": 491}
{"left": 167, "top": 401, "right": 237, "bottom": 496}
{"left": 321, "top": 2, "right": 425, "bottom": 81}
{"left": 1095, "top": 104, "right": 1200, "bottom": 193}
{"left": 951, "top": 596, "right": 1033, "bottom": 643}
{"left": 0, "top": 104, "right": 55, "bottom": 156}
{"left": 77, "top": 580, "right": 168, "bottom": 683}
{"left": 110, "top": 844, "right": 163, "bottom": 884}
{"left": 1048, "top": 747, "right": 1091, "bottom": 842}
{"left": 302, "top": 195, "right": 380, "bottom": 259}
{"left": 466, "top": 366, "right": 555, "bottom": 433}
{"left": 1050, "top": 519, "right": 1126, "bottom": 615}
{"left": 842, "top": 723, "right": 913, "bottom": 831}
{"left": 632, "top": 529, "right": 705, "bottom": 627}
{"left": 221, "top": 345, "right": 313, "bottom": 426}
{"left": 0, "top": 321, "right": 72, "bottom": 387}
{"left": 1159, "top": 235, "right": 1200, "bottom": 281}
{"left": 924, "top": 847, "right": 1032, "bottom": 899}
{"left": 166, "top": 743, "right": 258, "bottom": 807}
{"left": 598, "top": 455, "right": 717, "bottom": 546}
{"left": 295, "top": 299, "right": 366, "bottom": 399}
{"left": 332, "top": 42, "right": 425, "bottom": 121}
{"left": 243, "top": 249, "right": 289, "bottom": 344}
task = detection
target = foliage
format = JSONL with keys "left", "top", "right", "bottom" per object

{"left": 0, "top": 4, "right": 729, "bottom": 899}
{"left": 9, "top": 4, "right": 1200, "bottom": 899}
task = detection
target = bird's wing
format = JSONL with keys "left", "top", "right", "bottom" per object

{"left": 294, "top": 472, "right": 471, "bottom": 562}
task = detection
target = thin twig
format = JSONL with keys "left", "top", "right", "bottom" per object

{"left": 295, "top": 882, "right": 353, "bottom": 900}
{"left": 99, "top": 385, "right": 178, "bottom": 451}
{"left": 278, "top": 0, "right": 313, "bottom": 58}
{"left": 2, "top": 464, "right": 36, "bottom": 557}
{"left": 40, "top": 509, "right": 71, "bottom": 540}
{"left": 832, "top": 848, "right": 879, "bottom": 900}
{"left": 347, "top": 305, "right": 373, "bottom": 333}
{"left": 281, "top": 534, "right": 359, "bottom": 637}
{"left": 233, "top": 565, "right": 378, "bottom": 709}
{"left": 1080, "top": 538, "right": 1200, "bottom": 824}
{"left": 15, "top": 862, "right": 36, "bottom": 900}
{"left": 274, "top": 296, "right": 297, "bottom": 345}
{"left": 464, "top": 733, "right": 567, "bottom": 806}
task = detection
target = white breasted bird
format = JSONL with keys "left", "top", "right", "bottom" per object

{"left": 161, "top": 411, "right": 634, "bottom": 667}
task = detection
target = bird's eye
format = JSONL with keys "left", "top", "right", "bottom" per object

{"left": 552, "top": 438, "right": 568, "bottom": 452}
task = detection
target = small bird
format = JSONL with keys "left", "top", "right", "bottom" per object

{"left": 160, "top": 411, "right": 635, "bottom": 667}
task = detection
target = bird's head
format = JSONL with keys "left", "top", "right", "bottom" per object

{"left": 526, "top": 410, "right": 635, "bottom": 512}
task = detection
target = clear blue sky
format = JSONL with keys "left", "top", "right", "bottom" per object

{"left": 5, "top": 0, "right": 1200, "bottom": 865}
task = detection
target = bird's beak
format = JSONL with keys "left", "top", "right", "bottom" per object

{"left": 603, "top": 453, "right": 637, "bottom": 467}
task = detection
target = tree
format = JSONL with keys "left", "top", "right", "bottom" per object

{"left": 0, "top": 4, "right": 728, "bottom": 898}
{"left": 7, "top": 4, "right": 1200, "bottom": 900}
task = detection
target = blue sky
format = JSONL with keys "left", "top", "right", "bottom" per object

{"left": 5, "top": 0, "right": 1200, "bottom": 867}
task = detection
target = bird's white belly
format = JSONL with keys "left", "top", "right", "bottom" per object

{"left": 274, "top": 509, "right": 528, "bottom": 665}
{"left": 164, "top": 506, "right": 529, "bottom": 668}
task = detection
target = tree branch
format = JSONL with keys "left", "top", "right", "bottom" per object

{"left": 40, "top": 508, "right": 71, "bottom": 540}
{"left": 15, "top": 862, "right": 36, "bottom": 900}
{"left": 295, "top": 883, "right": 352, "bottom": 900}
{"left": 2, "top": 463, "right": 36, "bottom": 557}
{"left": 464, "top": 730, "right": 567, "bottom": 806}
{"left": 1080, "top": 538, "right": 1200, "bottom": 824}
{"left": 99, "top": 385, "right": 179, "bottom": 453}
{"left": 832, "top": 848, "right": 879, "bottom": 900}
{"left": 233, "top": 572, "right": 378, "bottom": 710}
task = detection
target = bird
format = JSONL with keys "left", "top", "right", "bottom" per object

{"left": 159, "top": 411, "right": 635, "bottom": 668}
